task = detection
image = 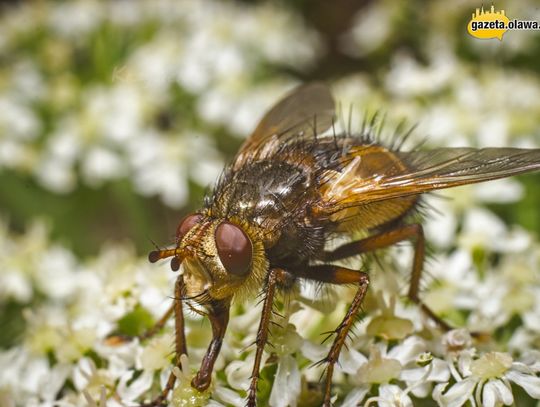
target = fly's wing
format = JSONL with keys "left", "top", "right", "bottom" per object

{"left": 233, "top": 83, "right": 335, "bottom": 167}
{"left": 320, "top": 147, "right": 540, "bottom": 213}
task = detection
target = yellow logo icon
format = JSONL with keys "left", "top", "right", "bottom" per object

{"left": 468, "top": 5, "right": 509, "bottom": 40}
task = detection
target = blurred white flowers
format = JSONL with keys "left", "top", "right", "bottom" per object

{"left": 0, "top": 0, "right": 321, "bottom": 208}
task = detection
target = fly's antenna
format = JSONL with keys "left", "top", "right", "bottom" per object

{"left": 148, "top": 247, "right": 190, "bottom": 271}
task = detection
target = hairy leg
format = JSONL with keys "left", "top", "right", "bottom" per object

{"left": 247, "top": 268, "right": 292, "bottom": 407}
{"left": 141, "top": 276, "right": 187, "bottom": 406}
{"left": 105, "top": 304, "right": 174, "bottom": 347}
{"left": 325, "top": 223, "right": 451, "bottom": 331}
{"left": 297, "top": 265, "right": 369, "bottom": 407}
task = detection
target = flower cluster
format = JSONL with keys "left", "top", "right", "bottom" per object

{"left": 1, "top": 217, "right": 540, "bottom": 406}
{"left": 0, "top": 0, "right": 320, "bottom": 207}
{"left": 1, "top": 0, "right": 540, "bottom": 406}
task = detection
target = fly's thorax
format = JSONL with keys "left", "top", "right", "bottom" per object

{"left": 177, "top": 216, "right": 269, "bottom": 302}
{"left": 208, "top": 158, "right": 317, "bottom": 250}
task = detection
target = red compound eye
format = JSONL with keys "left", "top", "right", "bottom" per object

{"left": 215, "top": 222, "right": 252, "bottom": 276}
{"left": 176, "top": 214, "right": 202, "bottom": 241}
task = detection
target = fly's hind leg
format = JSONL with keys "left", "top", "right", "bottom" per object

{"left": 324, "top": 223, "right": 452, "bottom": 331}
{"left": 297, "top": 265, "right": 369, "bottom": 407}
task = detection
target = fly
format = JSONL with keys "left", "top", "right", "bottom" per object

{"left": 139, "top": 83, "right": 540, "bottom": 406}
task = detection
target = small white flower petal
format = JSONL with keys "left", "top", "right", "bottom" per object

{"left": 212, "top": 386, "right": 244, "bottom": 407}
{"left": 140, "top": 335, "right": 174, "bottom": 371}
{"left": 457, "top": 349, "right": 476, "bottom": 377}
{"left": 117, "top": 370, "right": 153, "bottom": 402}
{"left": 40, "top": 363, "right": 71, "bottom": 401}
{"left": 517, "top": 351, "right": 540, "bottom": 372}
{"left": 225, "top": 356, "right": 255, "bottom": 391}
{"left": 338, "top": 346, "right": 367, "bottom": 374}
{"left": 490, "top": 379, "right": 513, "bottom": 406}
{"left": 401, "top": 358, "right": 450, "bottom": 383}
{"left": 505, "top": 370, "right": 540, "bottom": 399}
{"left": 269, "top": 354, "right": 301, "bottom": 407}
{"left": 299, "top": 340, "right": 327, "bottom": 362}
{"left": 433, "top": 378, "right": 476, "bottom": 407}
{"left": 378, "top": 384, "right": 413, "bottom": 407}
{"left": 73, "top": 357, "right": 96, "bottom": 390}
{"left": 482, "top": 380, "right": 498, "bottom": 407}
{"left": 387, "top": 336, "right": 425, "bottom": 365}
{"left": 341, "top": 386, "right": 369, "bottom": 407}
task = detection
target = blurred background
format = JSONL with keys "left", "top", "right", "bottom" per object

{"left": 0, "top": 0, "right": 540, "bottom": 405}
{"left": 1, "top": 0, "right": 539, "bottom": 259}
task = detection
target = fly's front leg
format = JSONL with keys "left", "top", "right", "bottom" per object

{"left": 297, "top": 265, "right": 369, "bottom": 407}
{"left": 191, "top": 300, "right": 230, "bottom": 391}
{"left": 247, "top": 268, "right": 292, "bottom": 407}
{"left": 106, "top": 304, "right": 174, "bottom": 346}
{"left": 141, "top": 276, "right": 187, "bottom": 406}
{"left": 325, "top": 223, "right": 452, "bottom": 331}
{"left": 141, "top": 304, "right": 174, "bottom": 341}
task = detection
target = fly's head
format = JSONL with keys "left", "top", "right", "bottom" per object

{"left": 149, "top": 213, "right": 268, "bottom": 303}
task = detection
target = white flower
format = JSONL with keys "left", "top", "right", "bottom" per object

{"left": 211, "top": 386, "right": 245, "bottom": 407}
{"left": 0, "top": 270, "right": 32, "bottom": 302}
{"left": 341, "top": 387, "right": 370, "bottom": 407}
{"left": 47, "top": 0, "right": 103, "bottom": 39}
{"left": 116, "top": 369, "right": 154, "bottom": 404}
{"left": 365, "top": 384, "right": 414, "bottom": 407}
{"left": 0, "top": 348, "right": 71, "bottom": 405}
{"left": 458, "top": 207, "right": 507, "bottom": 253}
{"left": 340, "top": 2, "right": 394, "bottom": 56}
{"left": 73, "top": 357, "right": 115, "bottom": 400}
{"left": 385, "top": 50, "right": 456, "bottom": 97}
{"left": 81, "top": 147, "right": 126, "bottom": 186}
{"left": 434, "top": 351, "right": 540, "bottom": 407}
{"left": 139, "top": 334, "right": 174, "bottom": 371}
{"left": 34, "top": 157, "right": 77, "bottom": 193}
{"left": 269, "top": 354, "right": 301, "bottom": 407}
{"left": 225, "top": 354, "right": 257, "bottom": 391}
{"left": 35, "top": 246, "right": 79, "bottom": 300}
{"left": 0, "top": 97, "right": 41, "bottom": 141}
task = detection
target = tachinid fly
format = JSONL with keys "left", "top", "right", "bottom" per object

{"left": 140, "top": 83, "right": 540, "bottom": 406}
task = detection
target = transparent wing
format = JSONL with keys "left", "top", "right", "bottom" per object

{"left": 321, "top": 147, "right": 540, "bottom": 212}
{"left": 233, "top": 83, "right": 335, "bottom": 166}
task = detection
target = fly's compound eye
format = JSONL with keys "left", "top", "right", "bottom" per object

{"left": 215, "top": 222, "right": 252, "bottom": 276}
{"left": 176, "top": 214, "right": 202, "bottom": 241}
